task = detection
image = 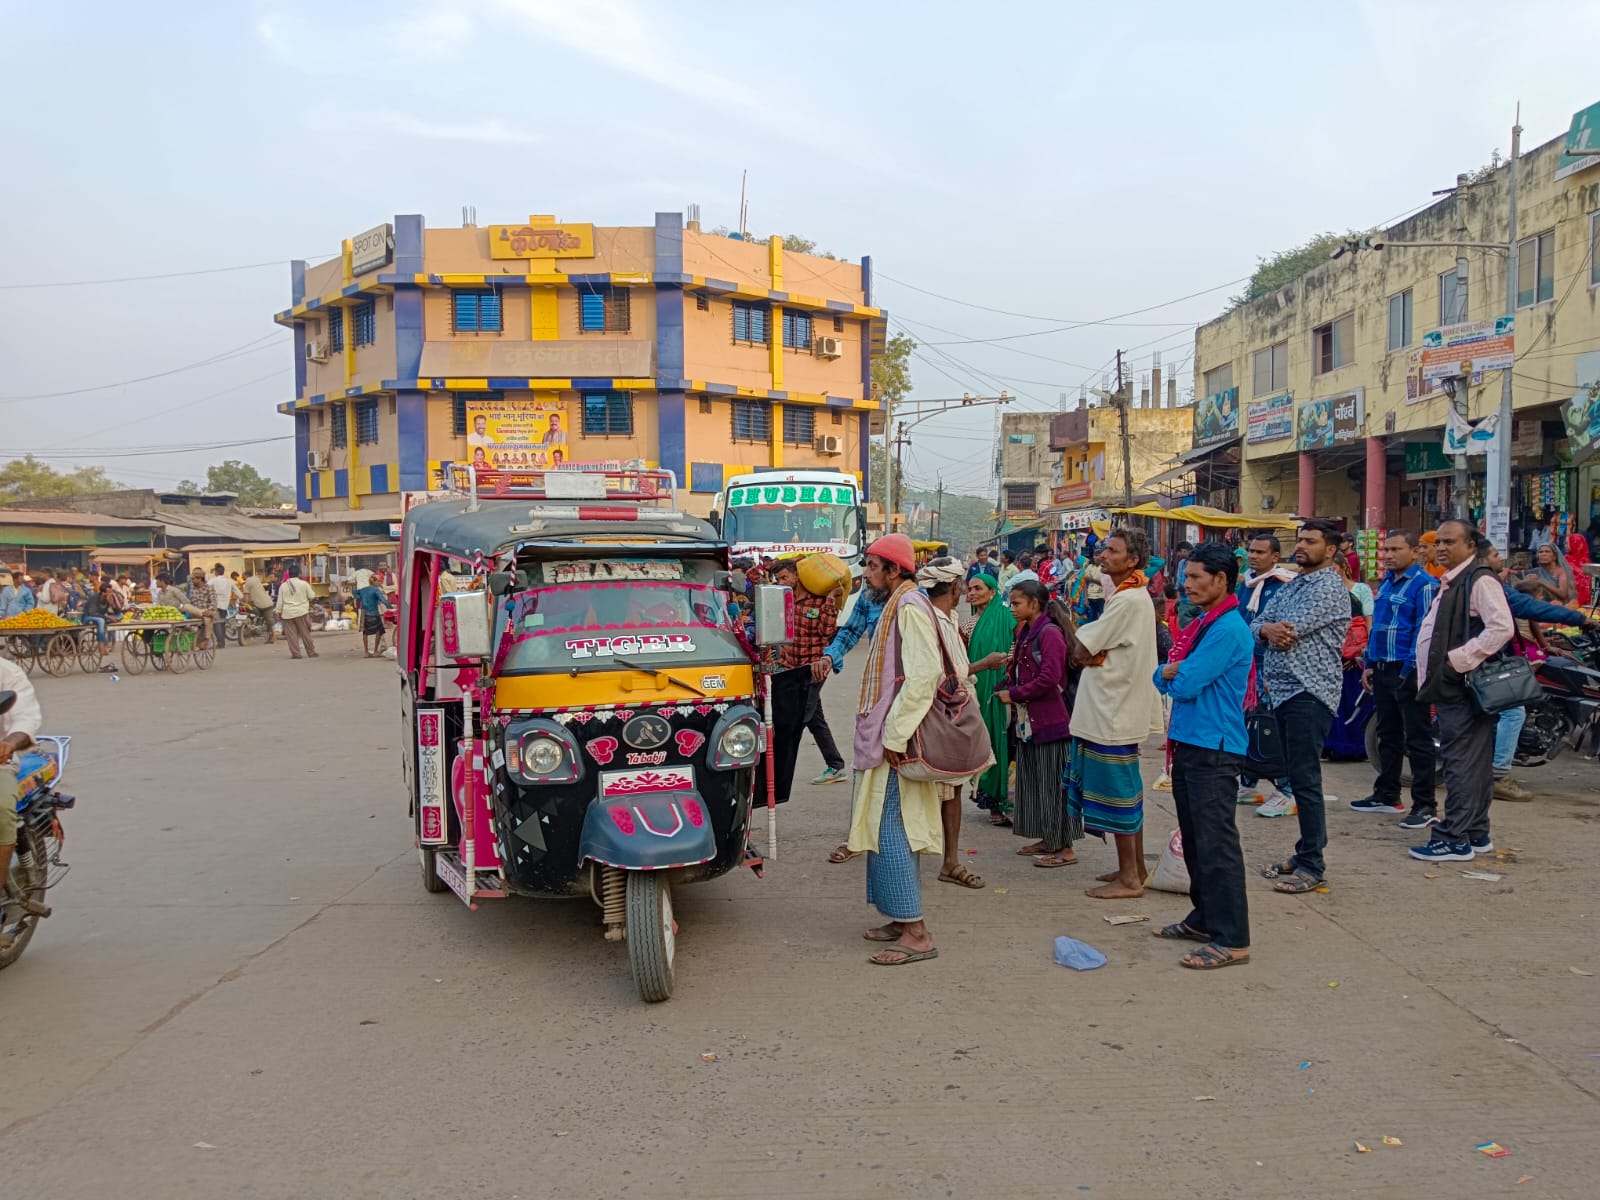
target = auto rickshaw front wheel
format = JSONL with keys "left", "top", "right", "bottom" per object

{"left": 419, "top": 845, "right": 447, "bottom": 893}
{"left": 625, "top": 871, "right": 676, "bottom": 1002}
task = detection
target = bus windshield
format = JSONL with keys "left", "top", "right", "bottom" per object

{"left": 498, "top": 558, "right": 746, "bottom": 674}
{"left": 722, "top": 482, "right": 859, "bottom": 546}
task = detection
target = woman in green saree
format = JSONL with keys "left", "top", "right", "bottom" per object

{"left": 963, "top": 573, "right": 1017, "bottom": 825}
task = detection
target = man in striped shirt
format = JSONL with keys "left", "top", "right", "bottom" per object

{"left": 1352, "top": 530, "right": 1439, "bottom": 826}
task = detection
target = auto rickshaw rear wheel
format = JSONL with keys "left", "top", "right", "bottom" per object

{"left": 625, "top": 871, "right": 675, "bottom": 1003}
{"left": 419, "top": 845, "right": 447, "bottom": 893}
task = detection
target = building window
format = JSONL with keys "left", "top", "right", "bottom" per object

{"left": 1517, "top": 230, "right": 1555, "bottom": 307}
{"left": 730, "top": 400, "right": 771, "bottom": 442}
{"left": 452, "top": 394, "right": 467, "bottom": 436}
{"left": 1003, "top": 483, "right": 1037, "bottom": 512}
{"left": 326, "top": 310, "right": 344, "bottom": 353}
{"left": 578, "top": 287, "right": 630, "bottom": 333}
{"left": 831, "top": 409, "right": 843, "bottom": 425}
{"left": 451, "top": 290, "right": 503, "bottom": 333}
{"left": 833, "top": 314, "right": 844, "bottom": 333}
{"left": 331, "top": 404, "right": 348, "bottom": 448}
{"left": 354, "top": 399, "right": 379, "bottom": 445}
{"left": 781, "top": 405, "right": 815, "bottom": 445}
{"left": 1202, "top": 364, "right": 1233, "bottom": 396}
{"left": 353, "top": 299, "right": 376, "bottom": 347}
{"left": 1251, "top": 342, "right": 1287, "bottom": 395}
{"left": 1439, "top": 268, "right": 1467, "bottom": 324}
{"left": 732, "top": 302, "right": 769, "bottom": 344}
{"left": 581, "top": 390, "right": 633, "bottom": 436}
{"left": 695, "top": 293, "right": 710, "bottom": 311}
{"left": 781, "top": 309, "right": 813, "bottom": 350}
{"left": 698, "top": 396, "right": 712, "bottom": 414}
{"left": 1386, "top": 289, "right": 1413, "bottom": 352}
{"left": 1312, "top": 313, "right": 1354, "bottom": 375}
{"left": 1591, "top": 213, "right": 1600, "bottom": 288}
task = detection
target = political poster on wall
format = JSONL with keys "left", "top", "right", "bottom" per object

{"left": 465, "top": 397, "right": 570, "bottom": 471}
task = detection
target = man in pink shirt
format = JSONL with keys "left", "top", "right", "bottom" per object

{"left": 1409, "top": 519, "right": 1514, "bottom": 862}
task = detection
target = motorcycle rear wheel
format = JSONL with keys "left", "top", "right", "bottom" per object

{"left": 0, "top": 825, "right": 49, "bottom": 970}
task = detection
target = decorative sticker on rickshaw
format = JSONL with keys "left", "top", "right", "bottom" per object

{"left": 626, "top": 751, "right": 668, "bottom": 766}
{"left": 674, "top": 729, "right": 706, "bottom": 756}
{"left": 585, "top": 736, "right": 618, "bottom": 765}
{"left": 543, "top": 560, "right": 681, "bottom": 584}
{"left": 699, "top": 676, "right": 725, "bottom": 690}
{"left": 564, "top": 633, "right": 697, "bottom": 658}
{"left": 416, "top": 708, "right": 448, "bottom": 844}
{"left": 600, "top": 767, "right": 695, "bottom": 797}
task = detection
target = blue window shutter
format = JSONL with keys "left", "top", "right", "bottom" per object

{"left": 580, "top": 292, "right": 605, "bottom": 331}
{"left": 733, "top": 304, "right": 749, "bottom": 342}
{"left": 781, "top": 311, "right": 794, "bottom": 348}
{"left": 480, "top": 292, "right": 501, "bottom": 331}
{"left": 609, "top": 391, "right": 633, "bottom": 434}
{"left": 795, "top": 311, "right": 811, "bottom": 349}
{"left": 752, "top": 307, "right": 767, "bottom": 344}
{"left": 327, "top": 309, "right": 345, "bottom": 351}
{"left": 452, "top": 292, "right": 476, "bottom": 332}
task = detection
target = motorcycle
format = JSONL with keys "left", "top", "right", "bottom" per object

{"left": 1, "top": 690, "right": 73, "bottom": 969}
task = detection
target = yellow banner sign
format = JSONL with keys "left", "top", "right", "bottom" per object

{"left": 489, "top": 221, "right": 594, "bottom": 259}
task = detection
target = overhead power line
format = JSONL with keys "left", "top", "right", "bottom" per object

{"left": 0, "top": 334, "right": 288, "bottom": 402}
{"left": 0, "top": 256, "right": 334, "bottom": 290}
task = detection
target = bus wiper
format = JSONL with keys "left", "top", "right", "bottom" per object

{"left": 605, "top": 658, "right": 709, "bottom": 697}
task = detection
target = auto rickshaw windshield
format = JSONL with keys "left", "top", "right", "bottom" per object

{"left": 497, "top": 557, "right": 744, "bottom": 674}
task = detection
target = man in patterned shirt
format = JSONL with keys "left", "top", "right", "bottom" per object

{"left": 1250, "top": 517, "right": 1352, "bottom": 894}
{"left": 764, "top": 558, "right": 840, "bottom": 806}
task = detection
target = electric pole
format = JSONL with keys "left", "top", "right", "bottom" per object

{"left": 1115, "top": 349, "right": 1133, "bottom": 508}
{"left": 934, "top": 477, "right": 944, "bottom": 542}
{"left": 890, "top": 420, "right": 912, "bottom": 528}
{"left": 1486, "top": 112, "right": 1521, "bottom": 552}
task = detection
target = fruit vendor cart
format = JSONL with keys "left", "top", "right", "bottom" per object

{"left": 113, "top": 613, "right": 214, "bottom": 675}
{"left": 0, "top": 612, "right": 88, "bottom": 678}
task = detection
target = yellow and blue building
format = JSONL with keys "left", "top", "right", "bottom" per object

{"left": 275, "top": 212, "right": 886, "bottom": 537}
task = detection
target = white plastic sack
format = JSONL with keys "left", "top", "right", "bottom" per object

{"left": 1148, "top": 828, "right": 1190, "bottom": 894}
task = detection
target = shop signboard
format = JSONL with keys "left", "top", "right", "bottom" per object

{"left": 1554, "top": 100, "right": 1600, "bottom": 181}
{"left": 1560, "top": 350, "right": 1600, "bottom": 467}
{"left": 1051, "top": 482, "right": 1093, "bottom": 505}
{"left": 1404, "top": 442, "right": 1454, "bottom": 481}
{"left": 350, "top": 223, "right": 394, "bottom": 275}
{"left": 465, "top": 397, "right": 569, "bottom": 470}
{"left": 1055, "top": 508, "right": 1109, "bottom": 531}
{"left": 1296, "top": 389, "right": 1365, "bottom": 451}
{"left": 1405, "top": 348, "right": 1481, "bottom": 403}
{"left": 1420, "top": 317, "right": 1515, "bottom": 384}
{"left": 489, "top": 219, "right": 595, "bottom": 259}
{"left": 1193, "top": 386, "right": 1240, "bottom": 448}
{"left": 1245, "top": 391, "right": 1294, "bottom": 444}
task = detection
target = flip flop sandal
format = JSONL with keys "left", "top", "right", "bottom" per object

{"left": 828, "top": 844, "right": 861, "bottom": 864}
{"left": 863, "top": 924, "right": 904, "bottom": 942}
{"left": 1180, "top": 943, "right": 1251, "bottom": 970}
{"left": 1259, "top": 857, "right": 1298, "bottom": 880}
{"left": 1017, "top": 844, "right": 1049, "bottom": 856}
{"left": 989, "top": 814, "right": 1014, "bottom": 827}
{"left": 868, "top": 945, "right": 940, "bottom": 966}
{"left": 1153, "top": 921, "right": 1211, "bottom": 942}
{"left": 939, "top": 865, "right": 986, "bottom": 889}
{"left": 1033, "top": 854, "right": 1078, "bottom": 868}
{"left": 1272, "top": 871, "right": 1324, "bottom": 895}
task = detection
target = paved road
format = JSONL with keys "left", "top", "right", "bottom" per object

{"left": 3, "top": 634, "right": 1598, "bottom": 1198}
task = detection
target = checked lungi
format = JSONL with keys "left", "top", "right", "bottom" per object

{"left": 1067, "top": 737, "right": 1145, "bottom": 837}
{"left": 865, "top": 773, "right": 922, "bottom": 921}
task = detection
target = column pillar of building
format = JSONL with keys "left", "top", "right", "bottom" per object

{"left": 1364, "top": 436, "right": 1387, "bottom": 531}
{"left": 1297, "top": 451, "right": 1317, "bottom": 517}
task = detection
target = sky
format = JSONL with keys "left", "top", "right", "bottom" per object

{"left": 3, "top": 0, "right": 1598, "bottom": 502}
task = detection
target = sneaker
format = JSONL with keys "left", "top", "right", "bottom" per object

{"left": 1237, "top": 784, "right": 1262, "bottom": 806}
{"left": 1398, "top": 807, "right": 1439, "bottom": 830}
{"left": 1471, "top": 836, "right": 1495, "bottom": 854}
{"left": 1408, "top": 836, "right": 1475, "bottom": 862}
{"left": 1257, "top": 790, "right": 1297, "bottom": 818}
{"left": 1350, "top": 795, "right": 1406, "bottom": 815}
{"left": 811, "top": 766, "right": 848, "bottom": 785}
{"left": 1492, "top": 777, "right": 1533, "bottom": 802}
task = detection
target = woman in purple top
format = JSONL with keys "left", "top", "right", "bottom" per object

{"left": 997, "top": 580, "right": 1081, "bottom": 867}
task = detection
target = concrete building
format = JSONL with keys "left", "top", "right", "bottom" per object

{"left": 994, "top": 411, "right": 1056, "bottom": 543}
{"left": 275, "top": 214, "right": 884, "bottom": 535}
{"left": 1194, "top": 110, "right": 1600, "bottom": 547}
{"left": 1048, "top": 403, "right": 1197, "bottom": 509}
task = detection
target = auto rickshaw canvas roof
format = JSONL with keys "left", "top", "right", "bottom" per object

{"left": 404, "top": 498, "right": 724, "bottom": 562}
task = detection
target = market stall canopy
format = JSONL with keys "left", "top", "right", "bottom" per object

{"left": 1112, "top": 503, "right": 1297, "bottom": 530}
{"left": 0, "top": 509, "right": 160, "bottom": 548}
{"left": 89, "top": 548, "right": 182, "bottom": 566}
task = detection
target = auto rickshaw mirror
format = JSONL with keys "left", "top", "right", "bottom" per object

{"left": 750, "top": 584, "right": 794, "bottom": 647}
{"left": 712, "top": 570, "right": 732, "bottom": 591}
{"left": 487, "top": 571, "right": 515, "bottom": 596}
{"left": 436, "top": 590, "right": 495, "bottom": 659}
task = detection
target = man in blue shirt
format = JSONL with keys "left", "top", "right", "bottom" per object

{"left": 824, "top": 584, "right": 886, "bottom": 674}
{"left": 0, "top": 572, "right": 36, "bottom": 620}
{"left": 1352, "top": 530, "right": 1439, "bottom": 825}
{"left": 1153, "top": 542, "right": 1254, "bottom": 970}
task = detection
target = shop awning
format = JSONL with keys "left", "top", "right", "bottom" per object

{"left": 1138, "top": 461, "right": 1196, "bottom": 490}
{"left": 88, "top": 548, "right": 181, "bottom": 566}
{"left": 1112, "top": 503, "right": 1296, "bottom": 529}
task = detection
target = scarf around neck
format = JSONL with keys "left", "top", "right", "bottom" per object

{"left": 858, "top": 579, "right": 920, "bottom": 715}
{"left": 1171, "top": 592, "right": 1240, "bottom": 664}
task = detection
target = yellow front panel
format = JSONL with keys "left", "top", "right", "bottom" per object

{"left": 530, "top": 288, "right": 559, "bottom": 341}
{"left": 494, "top": 663, "right": 756, "bottom": 711}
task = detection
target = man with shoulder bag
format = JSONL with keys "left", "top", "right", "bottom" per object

{"left": 1408, "top": 520, "right": 1515, "bottom": 862}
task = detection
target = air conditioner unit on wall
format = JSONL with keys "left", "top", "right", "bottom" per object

{"left": 307, "top": 450, "right": 328, "bottom": 471}
{"left": 813, "top": 335, "right": 843, "bottom": 359}
{"left": 305, "top": 340, "right": 330, "bottom": 363}
{"left": 814, "top": 434, "right": 843, "bottom": 456}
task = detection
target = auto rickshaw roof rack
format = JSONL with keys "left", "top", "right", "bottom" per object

{"left": 444, "top": 463, "right": 679, "bottom": 513}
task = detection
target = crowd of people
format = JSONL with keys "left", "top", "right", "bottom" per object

{"left": 763, "top": 513, "right": 1595, "bottom": 973}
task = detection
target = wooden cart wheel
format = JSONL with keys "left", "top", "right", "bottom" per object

{"left": 42, "top": 631, "right": 76, "bottom": 677}
{"left": 76, "top": 627, "right": 103, "bottom": 674}
{"left": 165, "top": 626, "right": 192, "bottom": 674}
{"left": 2, "top": 635, "right": 37, "bottom": 675}
{"left": 192, "top": 637, "right": 216, "bottom": 671}
{"left": 121, "top": 630, "right": 150, "bottom": 675}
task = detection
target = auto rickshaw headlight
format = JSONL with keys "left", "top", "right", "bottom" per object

{"left": 525, "top": 736, "right": 565, "bottom": 775}
{"left": 718, "top": 722, "right": 758, "bottom": 764}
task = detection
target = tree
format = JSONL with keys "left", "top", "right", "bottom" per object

{"left": 179, "top": 460, "right": 288, "bottom": 506}
{"left": 1230, "top": 231, "right": 1368, "bottom": 309}
{"left": 0, "top": 456, "right": 123, "bottom": 501}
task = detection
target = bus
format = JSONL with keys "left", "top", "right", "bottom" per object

{"left": 711, "top": 470, "right": 866, "bottom": 580}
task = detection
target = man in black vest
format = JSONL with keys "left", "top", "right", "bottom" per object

{"left": 1410, "top": 520, "right": 1514, "bottom": 863}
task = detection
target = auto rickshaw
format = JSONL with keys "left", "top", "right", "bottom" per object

{"left": 397, "top": 466, "right": 786, "bottom": 1001}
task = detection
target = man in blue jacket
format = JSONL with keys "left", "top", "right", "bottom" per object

{"left": 1154, "top": 542, "right": 1255, "bottom": 970}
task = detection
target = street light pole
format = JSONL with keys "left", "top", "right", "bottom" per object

{"left": 1486, "top": 114, "right": 1521, "bottom": 552}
